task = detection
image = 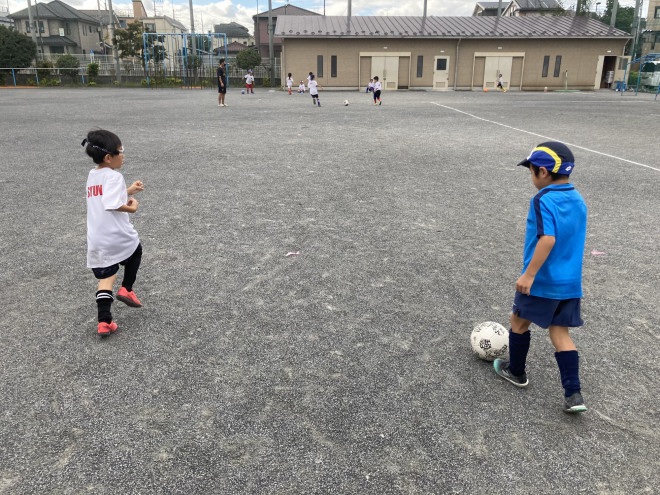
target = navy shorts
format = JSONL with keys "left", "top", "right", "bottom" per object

{"left": 512, "top": 291, "right": 583, "bottom": 329}
{"left": 91, "top": 244, "right": 142, "bottom": 280}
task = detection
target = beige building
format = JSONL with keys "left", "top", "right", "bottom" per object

{"left": 276, "top": 15, "right": 630, "bottom": 91}
{"left": 641, "top": 0, "right": 660, "bottom": 56}
{"left": 118, "top": 1, "right": 187, "bottom": 34}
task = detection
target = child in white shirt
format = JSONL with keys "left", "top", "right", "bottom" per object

{"left": 286, "top": 73, "right": 293, "bottom": 95}
{"left": 245, "top": 70, "right": 255, "bottom": 94}
{"left": 373, "top": 76, "right": 382, "bottom": 105}
{"left": 83, "top": 129, "right": 144, "bottom": 336}
{"left": 308, "top": 74, "right": 322, "bottom": 107}
{"left": 298, "top": 81, "right": 305, "bottom": 93}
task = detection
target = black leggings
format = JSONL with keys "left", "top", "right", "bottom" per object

{"left": 120, "top": 243, "right": 142, "bottom": 292}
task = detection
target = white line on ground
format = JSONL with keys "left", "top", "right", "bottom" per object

{"left": 432, "top": 103, "right": 660, "bottom": 173}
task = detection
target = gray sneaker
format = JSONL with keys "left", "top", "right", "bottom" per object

{"left": 564, "top": 392, "right": 587, "bottom": 413}
{"left": 494, "top": 359, "right": 529, "bottom": 388}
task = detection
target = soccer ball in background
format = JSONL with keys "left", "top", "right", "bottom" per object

{"left": 470, "top": 321, "right": 509, "bottom": 361}
{"left": 241, "top": 90, "right": 246, "bottom": 94}
{"left": 343, "top": 100, "right": 349, "bottom": 106}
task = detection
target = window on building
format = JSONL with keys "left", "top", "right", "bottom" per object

{"left": 51, "top": 46, "right": 64, "bottom": 54}
{"left": 331, "top": 55, "right": 337, "bottom": 77}
{"left": 436, "top": 58, "right": 447, "bottom": 71}
{"left": 317, "top": 55, "right": 323, "bottom": 77}
{"left": 417, "top": 56, "right": 423, "bottom": 77}
{"left": 38, "top": 21, "right": 44, "bottom": 33}
{"left": 119, "top": 20, "right": 127, "bottom": 28}
{"left": 553, "top": 55, "right": 562, "bottom": 77}
{"left": 542, "top": 55, "right": 550, "bottom": 77}
{"left": 145, "top": 23, "right": 156, "bottom": 32}
{"left": 25, "top": 21, "right": 30, "bottom": 33}
{"left": 618, "top": 57, "right": 629, "bottom": 70}
{"left": 65, "top": 22, "right": 71, "bottom": 35}
{"left": 655, "top": 6, "right": 660, "bottom": 18}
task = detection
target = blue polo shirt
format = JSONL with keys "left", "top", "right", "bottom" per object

{"left": 522, "top": 183, "right": 587, "bottom": 299}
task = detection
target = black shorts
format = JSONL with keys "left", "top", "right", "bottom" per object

{"left": 311, "top": 93, "right": 319, "bottom": 98}
{"left": 374, "top": 90, "right": 381, "bottom": 98}
{"left": 92, "top": 244, "right": 142, "bottom": 279}
{"left": 218, "top": 85, "right": 226, "bottom": 94}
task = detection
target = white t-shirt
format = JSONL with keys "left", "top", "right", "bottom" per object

{"left": 86, "top": 167, "right": 139, "bottom": 268}
{"left": 308, "top": 80, "right": 318, "bottom": 95}
{"left": 374, "top": 81, "right": 382, "bottom": 91}
{"left": 245, "top": 74, "right": 254, "bottom": 84}
{"left": 298, "top": 83, "right": 305, "bottom": 91}
{"left": 286, "top": 77, "right": 293, "bottom": 88}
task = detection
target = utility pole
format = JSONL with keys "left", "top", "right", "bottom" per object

{"left": 96, "top": 0, "right": 104, "bottom": 54}
{"left": 610, "top": 0, "right": 618, "bottom": 28}
{"left": 26, "top": 0, "right": 39, "bottom": 60}
{"left": 267, "top": 0, "right": 274, "bottom": 71}
{"left": 497, "top": 0, "right": 503, "bottom": 17}
{"left": 630, "top": 0, "right": 642, "bottom": 56}
{"left": 107, "top": 0, "right": 121, "bottom": 83}
{"left": 189, "top": 0, "right": 196, "bottom": 55}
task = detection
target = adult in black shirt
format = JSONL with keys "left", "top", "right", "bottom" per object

{"left": 217, "top": 59, "right": 227, "bottom": 107}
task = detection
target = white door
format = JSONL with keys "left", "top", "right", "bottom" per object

{"left": 594, "top": 55, "right": 604, "bottom": 90}
{"left": 372, "top": 56, "right": 399, "bottom": 90}
{"left": 484, "top": 56, "right": 512, "bottom": 90}
{"left": 433, "top": 56, "right": 450, "bottom": 90}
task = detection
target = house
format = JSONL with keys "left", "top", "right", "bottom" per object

{"left": 117, "top": 1, "right": 187, "bottom": 34}
{"left": 253, "top": 4, "right": 320, "bottom": 59}
{"left": 473, "top": 1, "right": 563, "bottom": 17}
{"left": 0, "top": 5, "right": 13, "bottom": 28}
{"left": 642, "top": 0, "right": 660, "bottom": 55}
{"left": 213, "top": 41, "right": 252, "bottom": 57}
{"left": 8, "top": 0, "right": 110, "bottom": 57}
{"left": 78, "top": 9, "right": 120, "bottom": 55}
{"left": 213, "top": 22, "right": 253, "bottom": 46}
{"left": 276, "top": 15, "right": 630, "bottom": 91}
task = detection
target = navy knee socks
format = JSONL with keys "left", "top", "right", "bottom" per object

{"left": 96, "top": 290, "right": 113, "bottom": 323}
{"left": 555, "top": 350, "right": 581, "bottom": 397}
{"left": 508, "top": 330, "right": 531, "bottom": 377}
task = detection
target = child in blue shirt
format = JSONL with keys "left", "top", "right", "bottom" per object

{"left": 494, "top": 142, "right": 588, "bottom": 413}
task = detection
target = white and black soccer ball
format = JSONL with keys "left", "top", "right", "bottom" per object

{"left": 343, "top": 99, "right": 349, "bottom": 106}
{"left": 470, "top": 321, "right": 509, "bottom": 361}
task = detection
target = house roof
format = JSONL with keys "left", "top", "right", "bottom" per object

{"left": 476, "top": 2, "right": 511, "bottom": 9}
{"left": 79, "top": 10, "right": 119, "bottom": 24}
{"left": 253, "top": 4, "right": 320, "bottom": 20}
{"left": 8, "top": 0, "right": 97, "bottom": 22}
{"left": 35, "top": 35, "right": 77, "bottom": 45}
{"left": 213, "top": 22, "right": 250, "bottom": 37}
{"left": 275, "top": 15, "right": 631, "bottom": 39}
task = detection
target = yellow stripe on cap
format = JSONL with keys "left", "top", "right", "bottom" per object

{"left": 533, "top": 146, "right": 562, "bottom": 173}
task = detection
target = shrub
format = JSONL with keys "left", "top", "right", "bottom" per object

{"left": 141, "top": 78, "right": 148, "bottom": 87}
{"left": 56, "top": 54, "right": 80, "bottom": 81}
{"left": 87, "top": 62, "right": 99, "bottom": 79}
{"left": 36, "top": 59, "right": 54, "bottom": 80}
{"left": 235, "top": 49, "right": 261, "bottom": 70}
{"left": 262, "top": 76, "right": 271, "bottom": 87}
{"left": 41, "top": 77, "right": 61, "bottom": 87}
{"left": 88, "top": 81, "right": 97, "bottom": 87}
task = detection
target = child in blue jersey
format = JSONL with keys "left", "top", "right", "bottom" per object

{"left": 494, "top": 142, "right": 588, "bottom": 413}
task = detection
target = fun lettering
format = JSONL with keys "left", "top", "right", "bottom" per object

{"left": 87, "top": 185, "right": 103, "bottom": 197}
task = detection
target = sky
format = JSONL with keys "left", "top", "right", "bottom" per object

{"left": 4, "top": 0, "right": 648, "bottom": 35}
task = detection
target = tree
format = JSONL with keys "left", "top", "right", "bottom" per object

{"left": 0, "top": 25, "right": 37, "bottom": 68}
{"left": 600, "top": 1, "right": 635, "bottom": 33}
{"left": 235, "top": 49, "right": 261, "bottom": 70}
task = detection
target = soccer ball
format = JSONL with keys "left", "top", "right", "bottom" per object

{"left": 343, "top": 100, "right": 349, "bottom": 106}
{"left": 470, "top": 322, "right": 509, "bottom": 361}
{"left": 241, "top": 90, "right": 245, "bottom": 94}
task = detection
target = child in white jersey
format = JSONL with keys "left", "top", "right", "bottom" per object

{"left": 298, "top": 81, "right": 305, "bottom": 93}
{"left": 373, "top": 76, "right": 382, "bottom": 105}
{"left": 308, "top": 74, "right": 322, "bottom": 107}
{"left": 366, "top": 78, "right": 374, "bottom": 93}
{"left": 83, "top": 129, "right": 144, "bottom": 336}
{"left": 245, "top": 70, "right": 255, "bottom": 94}
{"left": 286, "top": 73, "right": 293, "bottom": 95}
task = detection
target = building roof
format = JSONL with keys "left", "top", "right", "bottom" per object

{"left": 139, "top": 15, "right": 187, "bottom": 31}
{"left": 253, "top": 4, "right": 320, "bottom": 20}
{"left": 8, "top": 0, "right": 97, "bottom": 22}
{"left": 35, "top": 35, "right": 77, "bottom": 45}
{"left": 275, "top": 15, "right": 631, "bottom": 39}
{"left": 79, "top": 10, "right": 119, "bottom": 24}
{"left": 476, "top": 2, "right": 511, "bottom": 9}
{"left": 213, "top": 22, "right": 250, "bottom": 37}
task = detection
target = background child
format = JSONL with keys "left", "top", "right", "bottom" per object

{"left": 366, "top": 78, "right": 374, "bottom": 93}
{"left": 83, "top": 129, "right": 144, "bottom": 336}
{"left": 298, "top": 81, "right": 305, "bottom": 93}
{"left": 286, "top": 73, "right": 293, "bottom": 95}
{"left": 245, "top": 69, "right": 255, "bottom": 94}
{"left": 494, "top": 141, "right": 588, "bottom": 413}
{"left": 497, "top": 74, "right": 506, "bottom": 92}
{"left": 373, "top": 76, "right": 382, "bottom": 105}
{"left": 308, "top": 74, "right": 322, "bottom": 107}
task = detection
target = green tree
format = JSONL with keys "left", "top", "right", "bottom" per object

{"left": 87, "top": 62, "right": 99, "bottom": 80}
{"left": 0, "top": 25, "right": 37, "bottom": 68}
{"left": 114, "top": 23, "right": 167, "bottom": 75}
{"left": 235, "top": 49, "right": 261, "bottom": 70}
{"left": 56, "top": 54, "right": 80, "bottom": 82}
{"left": 600, "top": 2, "right": 635, "bottom": 33}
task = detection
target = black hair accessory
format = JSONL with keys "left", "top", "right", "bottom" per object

{"left": 81, "top": 138, "right": 88, "bottom": 147}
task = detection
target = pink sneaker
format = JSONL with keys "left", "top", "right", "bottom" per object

{"left": 116, "top": 287, "right": 142, "bottom": 307}
{"left": 98, "top": 321, "right": 118, "bottom": 336}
